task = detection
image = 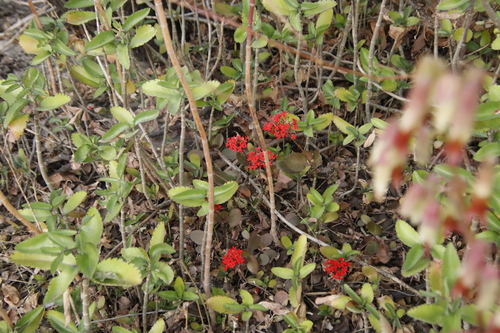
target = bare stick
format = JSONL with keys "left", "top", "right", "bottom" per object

{"left": 244, "top": 0, "right": 280, "bottom": 246}
{"left": 154, "top": 0, "right": 216, "bottom": 324}
{"left": 365, "top": 0, "right": 387, "bottom": 122}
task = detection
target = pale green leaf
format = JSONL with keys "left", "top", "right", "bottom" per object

{"left": 262, "top": 0, "right": 293, "bottom": 16}
{"left": 214, "top": 181, "right": 239, "bottom": 204}
{"left": 70, "top": 65, "right": 101, "bottom": 87}
{"left": 10, "top": 252, "right": 76, "bottom": 270}
{"left": 332, "top": 115, "right": 355, "bottom": 135}
{"left": 129, "top": 25, "right": 156, "bottom": 49}
{"left": 44, "top": 266, "right": 79, "bottom": 304}
{"left": 395, "top": 220, "right": 420, "bottom": 248}
{"left": 407, "top": 304, "right": 444, "bottom": 324}
{"left": 62, "top": 191, "right": 87, "bottom": 214}
{"left": 47, "top": 311, "right": 78, "bottom": 333}
{"left": 66, "top": 11, "right": 95, "bottom": 25}
{"left": 206, "top": 296, "right": 240, "bottom": 314}
{"left": 191, "top": 80, "right": 220, "bottom": 100}
{"left": 436, "top": 0, "right": 468, "bottom": 11}
{"left": 37, "top": 93, "right": 71, "bottom": 111}
{"left": 148, "top": 319, "right": 165, "bottom": 333}
{"left": 123, "top": 8, "right": 150, "bottom": 31}
{"left": 110, "top": 106, "right": 134, "bottom": 124}
{"left": 134, "top": 109, "right": 159, "bottom": 126}
{"left": 271, "top": 267, "right": 294, "bottom": 279}
{"left": 92, "top": 258, "right": 142, "bottom": 287}
{"left": 150, "top": 222, "right": 165, "bottom": 247}
{"left": 86, "top": 30, "right": 115, "bottom": 51}
{"left": 116, "top": 43, "right": 130, "bottom": 70}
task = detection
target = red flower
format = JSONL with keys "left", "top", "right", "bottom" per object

{"left": 222, "top": 247, "right": 245, "bottom": 270}
{"left": 324, "top": 258, "right": 351, "bottom": 280}
{"left": 263, "top": 112, "right": 297, "bottom": 139}
{"left": 226, "top": 135, "right": 249, "bottom": 152}
{"left": 214, "top": 204, "right": 223, "bottom": 212}
{"left": 247, "top": 147, "right": 277, "bottom": 170}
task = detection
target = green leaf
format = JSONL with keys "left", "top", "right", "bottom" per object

{"left": 214, "top": 181, "right": 239, "bottom": 204}
{"left": 79, "top": 207, "right": 103, "bottom": 246}
{"left": 86, "top": 30, "right": 115, "bottom": 51}
{"left": 407, "top": 304, "right": 444, "bottom": 324}
{"left": 191, "top": 80, "right": 220, "bottom": 100}
{"left": 110, "top": 106, "right": 134, "bottom": 124}
{"left": 402, "top": 245, "right": 430, "bottom": 277}
{"left": 123, "top": 8, "right": 150, "bottom": 31}
{"left": 62, "top": 191, "right": 86, "bottom": 214}
{"left": 316, "top": 8, "right": 333, "bottom": 30}
{"left": 220, "top": 66, "right": 239, "bottom": 79}
{"left": 206, "top": 296, "right": 240, "bottom": 314}
{"left": 474, "top": 142, "right": 500, "bottom": 161}
{"left": 92, "top": 258, "right": 142, "bottom": 287}
{"left": 240, "top": 289, "right": 254, "bottom": 306}
{"left": 64, "top": 0, "right": 93, "bottom": 8}
{"left": 141, "top": 79, "right": 180, "bottom": 97}
{"left": 66, "top": 11, "right": 95, "bottom": 25}
{"left": 442, "top": 243, "right": 460, "bottom": 291}
{"left": 436, "top": 0, "right": 469, "bottom": 11}
{"left": 129, "top": 25, "right": 156, "bottom": 49}
{"left": 332, "top": 115, "right": 355, "bottom": 135}
{"left": 395, "top": 220, "right": 420, "bottom": 247}
{"left": 100, "top": 122, "right": 130, "bottom": 142}
{"left": 154, "top": 261, "right": 176, "bottom": 282}
{"left": 148, "top": 319, "right": 165, "bottom": 333}
{"left": 360, "top": 283, "right": 374, "bottom": 304}
{"left": 134, "top": 109, "right": 159, "bottom": 126}
{"left": 76, "top": 243, "right": 99, "bottom": 277}
{"left": 30, "top": 51, "right": 51, "bottom": 66}
{"left": 15, "top": 306, "right": 44, "bottom": 333}
{"left": 52, "top": 39, "right": 77, "bottom": 56}
{"left": 252, "top": 35, "right": 268, "bottom": 49}
{"left": 262, "top": 0, "right": 293, "bottom": 16}
{"left": 302, "top": 0, "right": 337, "bottom": 17}
{"left": 116, "top": 43, "right": 130, "bottom": 70}
{"left": 299, "top": 263, "right": 316, "bottom": 279}
{"left": 168, "top": 188, "right": 207, "bottom": 207}
{"left": 174, "top": 276, "right": 185, "bottom": 298}
{"left": 44, "top": 266, "right": 79, "bottom": 304}
{"left": 291, "top": 234, "right": 307, "bottom": 267}
{"left": 371, "top": 118, "right": 388, "bottom": 129}
{"left": 47, "top": 311, "right": 79, "bottom": 333}
{"left": 70, "top": 65, "right": 101, "bottom": 87}
{"left": 37, "top": 94, "right": 71, "bottom": 111}
{"left": 150, "top": 222, "right": 165, "bottom": 247}
{"left": 271, "top": 267, "right": 294, "bottom": 279}
{"left": 307, "top": 188, "right": 324, "bottom": 206}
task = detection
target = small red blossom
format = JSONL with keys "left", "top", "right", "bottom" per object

{"left": 214, "top": 204, "right": 223, "bottom": 212}
{"left": 324, "top": 258, "right": 351, "bottom": 280}
{"left": 226, "top": 135, "right": 249, "bottom": 152}
{"left": 247, "top": 147, "right": 277, "bottom": 170}
{"left": 263, "top": 111, "right": 297, "bottom": 139}
{"left": 222, "top": 247, "right": 245, "bottom": 270}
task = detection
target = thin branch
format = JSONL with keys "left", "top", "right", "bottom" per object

{"left": 154, "top": 0, "right": 216, "bottom": 325}
{"left": 365, "top": 0, "right": 388, "bottom": 122}
{"left": 245, "top": 0, "right": 280, "bottom": 246}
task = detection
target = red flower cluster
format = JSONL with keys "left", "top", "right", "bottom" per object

{"left": 226, "top": 135, "right": 249, "bottom": 152}
{"left": 263, "top": 111, "right": 298, "bottom": 139}
{"left": 222, "top": 247, "right": 245, "bottom": 270}
{"left": 247, "top": 147, "right": 277, "bottom": 170}
{"left": 324, "top": 258, "right": 351, "bottom": 280}
{"left": 214, "top": 204, "right": 223, "bottom": 212}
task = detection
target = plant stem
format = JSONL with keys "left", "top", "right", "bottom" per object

{"left": 451, "top": 0, "right": 476, "bottom": 72}
{"left": 365, "top": 0, "right": 387, "bottom": 122}
{"left": 153, "top": 0, "right": 216, "bottom": 325}
{"left": 244, "top": 0, "right": 280, "bottom": 246}
{"left": 81, "top": 278, "right": 91, "bottom": 333}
